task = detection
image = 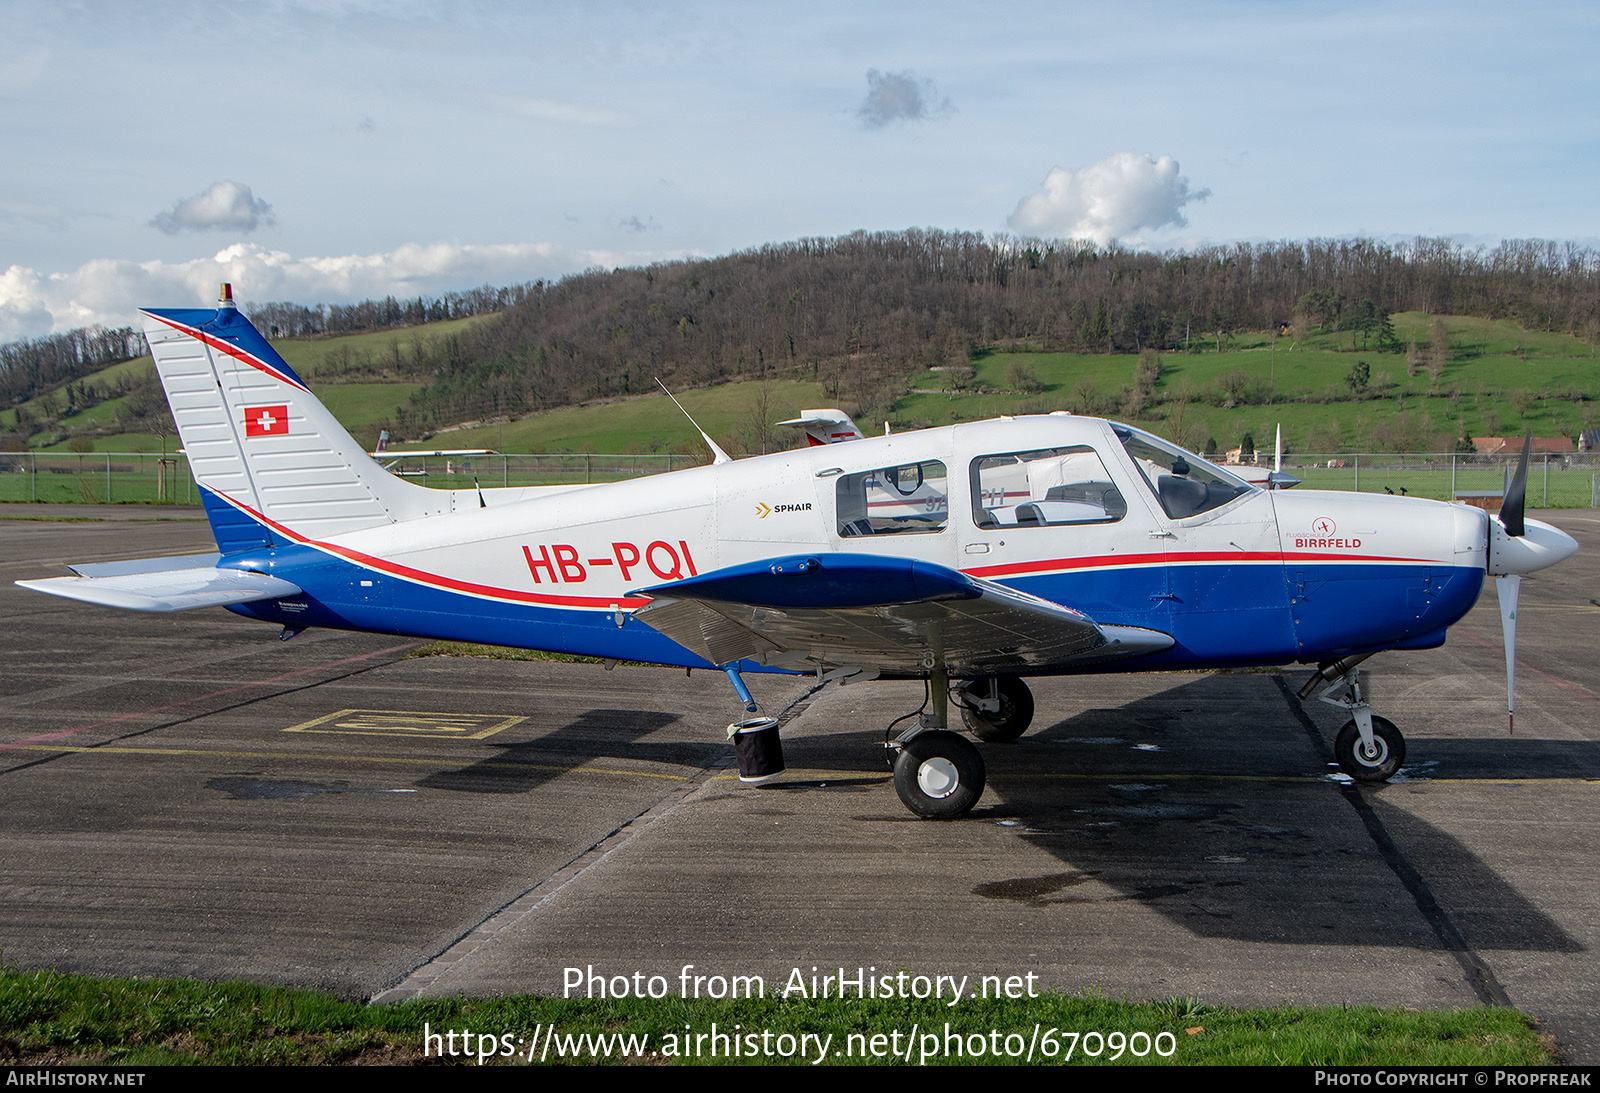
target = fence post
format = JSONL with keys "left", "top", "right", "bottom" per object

{"left": 30, "top": 453, "right": 35, "bottom": 502}
{"left": 1451, "top": 453, "right": 1456, "bottom": 498}
{"left": 1543, "top": 453, "right": 1549, "bottom": 507}
{"left": 1353, "top": 453, "right": 1359, "bottom": 493}
{"left": 105, "top": 454, "right": 112, "bottom": 503}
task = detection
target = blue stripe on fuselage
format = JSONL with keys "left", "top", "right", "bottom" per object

{"left": 214, "top": 497, "right": 1486, "bottom": 674}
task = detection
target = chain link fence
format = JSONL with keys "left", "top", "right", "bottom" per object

{"left": 1271, "top": 452, "right": 1598, "bottom": 508}
{"left": 2, "top": 449, "right": 1595, "bottom": 507}
{"left": 0, "top": 452, "right": 710, "bottom": 505}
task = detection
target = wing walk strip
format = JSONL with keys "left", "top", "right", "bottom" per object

{"left": 1272, "top": 675, "right": 1513, "bottom": 1008}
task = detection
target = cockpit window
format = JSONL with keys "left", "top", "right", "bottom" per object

{"left": 1113, "top": 424, "right": 1252, "bottom": 519}
{"left": 836, "top": 460, "right": 949, "bottom": 536}
{"left": 970, "top": 446, "right": 1126, "bottom": 529}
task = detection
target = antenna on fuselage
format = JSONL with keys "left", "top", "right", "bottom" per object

{"left": 655, "top": 379, "right": 732, "bottom": 465}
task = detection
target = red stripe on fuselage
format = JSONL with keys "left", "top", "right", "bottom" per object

{"left": 967, "top": 549, "right": 1436, "bottom": 580}
{"left": 207, "top": 489, "right": 651, "bottom": 610}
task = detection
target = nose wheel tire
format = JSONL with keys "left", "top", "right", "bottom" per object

{"left": 893, "top": 731, "right": 985, "bottom": 819}
{"left": 958, "top": 676, "right": 1035, "bottom": 742}
{"left": 1334, "top": 716, "right": 1405, "bottom": 782}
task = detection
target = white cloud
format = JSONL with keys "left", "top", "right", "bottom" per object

{"left": 1008, "top": 153, "right": 1210, "bottom": 245}
{"left": 858, "top": 69, "right": 953, "bottom": 128}
{"left": 0, "top": 240, "right": 691, "bottom": 341}
{"left": 500, "top": 97, "right": 628, "bottom": 126}
{"left": 150, "top": 181, "right": 277, "bottom": 235}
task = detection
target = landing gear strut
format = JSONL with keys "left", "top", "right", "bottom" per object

{"left": 1302, "top": 655, "right": 1406, "bottom": 782}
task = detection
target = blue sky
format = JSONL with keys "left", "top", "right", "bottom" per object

{"left": 3, "top": 0, "right": 1597, "bottom": 339}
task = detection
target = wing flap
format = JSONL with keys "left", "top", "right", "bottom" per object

{"left": 18, "top": 557, "right": 300, "bottom": 613}
{"left": 631, "top": 553, "right": 1172, "bottom": 675}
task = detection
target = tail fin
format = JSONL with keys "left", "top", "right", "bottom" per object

{"left": 775, "top": 409, "right": 865, "bottom": 447}
{"left": 142, "top": 285, "right": 441, "bottom": 552}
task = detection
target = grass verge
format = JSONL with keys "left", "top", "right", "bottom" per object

{"left": 0, "top": 967, "right": 1553, "bottom": 1066}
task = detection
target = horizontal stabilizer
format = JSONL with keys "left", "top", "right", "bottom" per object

{"left": 631, "top": 553, "right": 1172, "bottom": 675}
{"left": 18, "top": 557, "right": 300, "bottom": 613}
{"left": 66, "top": 552, "right": 221, "bottom": 578}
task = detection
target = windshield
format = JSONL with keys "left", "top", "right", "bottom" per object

{"left": 1112, "top": 424, "right": 1253, "bottom": 519}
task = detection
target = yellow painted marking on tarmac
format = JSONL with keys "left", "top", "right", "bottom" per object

{"left": 6, "top": 744, "right": 687, "bottom": 781}
{"left": 704, "top": 769, "right": 1600, "bottom": 787}
{"left": 991, "top": 772, "right": 1600, "bottom": 786}
{"left": 283, "top": 708, "right": 525, "bottom": 739}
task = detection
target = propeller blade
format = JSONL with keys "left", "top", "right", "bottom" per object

{"left": 1495, "top": 573, "right": 1521, "bottom": 734}
{"left": 1501, "top": 433, "right": 1531, "bottom": 538}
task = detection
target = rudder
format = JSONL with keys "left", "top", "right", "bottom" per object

{"left": 141, "top": 286, "right": 442, "bottom": 550}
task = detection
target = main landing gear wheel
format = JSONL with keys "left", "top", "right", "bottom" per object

{"left": 958, "top": 676, "right": 1035, "bottom": 742}
{"left": 893, "top": 731, "right": 985, "bottom": 819}
{"left": 1334, "top": 716, "right": 1405, "bottom": 782}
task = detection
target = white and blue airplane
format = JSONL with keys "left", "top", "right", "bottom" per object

{"left": 18, "top": 287, "right": 1579, "bottom": 818}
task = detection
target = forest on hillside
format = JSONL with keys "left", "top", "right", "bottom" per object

{"left": 382, "top": 232, "right": 1600, "bottom": 439}
{"left": 4, "top": 231, "right": 1598, "bottom": 447}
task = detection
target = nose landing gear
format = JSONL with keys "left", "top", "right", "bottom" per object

{"left": 1302, "top": 655, "right": 1407, "bottom": 782}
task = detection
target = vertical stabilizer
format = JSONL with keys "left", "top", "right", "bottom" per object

{"left": 776, "top": 409, "right": 865, "bottom": 446}
{"left": 141, "top": 287, "right": 439, "bottom": 551}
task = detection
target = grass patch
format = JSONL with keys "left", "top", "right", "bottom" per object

{"left": 420, "top": 378, "right": 831, "bottom": 455}
{"left": 0, "top": 967, "right": 1551, "bottom": 1065}
{"left": 407, "top": 640, "right": 612, "bottom": 665}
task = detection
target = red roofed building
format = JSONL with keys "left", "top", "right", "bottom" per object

{"left": 1470, "top": 436, "right": 1575, "bottom": 456}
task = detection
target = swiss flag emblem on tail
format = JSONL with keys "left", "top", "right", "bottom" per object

{"left": 244, "top": 405, "right": 290, "bottom": 437}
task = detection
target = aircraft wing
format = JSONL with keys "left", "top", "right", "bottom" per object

{"left": 16, "top": 553, "right": 301, "bottom": 613}
{"left": 630, "top": 553, "right": 1172, "bottom": 677}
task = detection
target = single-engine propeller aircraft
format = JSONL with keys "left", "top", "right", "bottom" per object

{"left": 19, "top": 288, "right": 1579, "bottom": 818}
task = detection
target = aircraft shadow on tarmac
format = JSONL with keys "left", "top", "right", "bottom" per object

{"left": 414, "top": 708, "right": 722, "bottom": 794}
{"left": 791, "top": 673, "right": 1587, "bottom": 954}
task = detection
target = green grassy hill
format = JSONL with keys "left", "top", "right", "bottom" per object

{"left": 8, "top": 311, "right": 1597, "bottom": 459}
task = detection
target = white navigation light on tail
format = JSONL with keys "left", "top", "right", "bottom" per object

{"left": 17, "top": 287, "right": 1579, "bottom": 818}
